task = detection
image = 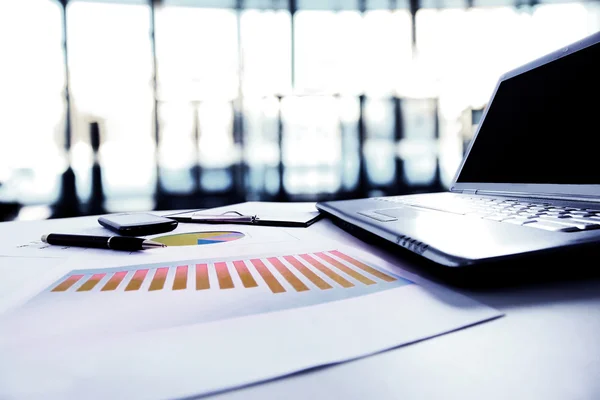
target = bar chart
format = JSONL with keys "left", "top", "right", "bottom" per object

{"left": 8, "top": 248, "right": 413, "bottom": 341}
{"left": 49, "top": 250, "right": 403, "bottom": 295}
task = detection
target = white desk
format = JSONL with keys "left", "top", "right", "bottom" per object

{"left": 1, "top": 216, "right": 599, "bottom": 399}
{"left": 212, "top": 219, "right": 600, "bottom": 400}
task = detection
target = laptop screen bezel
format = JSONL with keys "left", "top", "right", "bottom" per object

{"left": 450, "top": 30, "right": 600, "bottom": 201}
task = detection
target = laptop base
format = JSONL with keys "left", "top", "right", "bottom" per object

{"left": 324, "top": 210, "right": 600, "bottom": 289}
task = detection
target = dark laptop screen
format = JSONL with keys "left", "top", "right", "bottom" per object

{"left": 456, "top": 39, "right": 600, "bottom": 184}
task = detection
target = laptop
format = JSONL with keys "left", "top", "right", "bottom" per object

{"left": 316, "top": 30, "right": 600, "bottom": 271}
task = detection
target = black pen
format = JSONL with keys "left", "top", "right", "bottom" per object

{"left": 41, "top": 233, "right": 166, "bottom": 251}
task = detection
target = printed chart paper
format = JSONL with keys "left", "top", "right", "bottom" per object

{"left": 0, "top": 243, "right": 502, "bottom": 400}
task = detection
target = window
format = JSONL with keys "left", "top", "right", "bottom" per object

{"left": 68, "top": 0, "right": 155, "bottom": 211}
{"left": 0, "top": 0, "right": 65, "bottom": 206}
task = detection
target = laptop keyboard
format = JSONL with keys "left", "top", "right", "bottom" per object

{"left": 375, "top": 195, "right": 600, "bottom": 232}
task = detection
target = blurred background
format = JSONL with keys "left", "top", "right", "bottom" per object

{"left": 0, "top": 0, "right": 599, "bottom": 222}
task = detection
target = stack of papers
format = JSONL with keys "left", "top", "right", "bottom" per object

{"left": 0, "top": 209, "right": 502, "bottom": 399}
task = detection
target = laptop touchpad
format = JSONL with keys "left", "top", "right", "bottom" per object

{"left": 373, "top": 207, "right": 417, "bottom": 219}
{"left": 359, "top": 207, "right": 423, "bottom": 222}
{"left": 357, "top": 210, "right": 398, "bottom": 222}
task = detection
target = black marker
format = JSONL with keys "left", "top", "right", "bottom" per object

{"left": 41, "top": 234, "right": 166, "bottom": 251}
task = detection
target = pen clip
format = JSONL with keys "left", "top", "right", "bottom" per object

{"left": 190, "top": 211, "right": 258, "bottom": 223}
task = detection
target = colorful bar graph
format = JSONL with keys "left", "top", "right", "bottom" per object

{"left": 196, "top": 263, "right": 210, "bottom": 290}
{"left": 314, "top": 252, "right": 376, "bottom": 285}
{"left": 283, "top": 255, "right": 332, "bottom": 290}
{"left": 48, "top": 251, "right": 403, "bottom": 296}
{"left": 149, "top": 267, "right": 169, "bottom": 291}
{"left": 77, "top": 273, "right": 107, "bottom": 292}
{"left": 250, "top": 259, "right": 286, "bottom": 294}
{"left": 233, "top": 261, "right": 258, "bottom": 288}
{"left": 329, "top": 251, "right": 397, "bottom": 282}
{"left": 267, "top": 257, "right": 309, "bottom": 292}
{"left": 173, "top": 266, "right": 188, "bottom": 290}
{"left": 101, "top": 271, "right": 128, "bottom": 291}
{"left": 215, "top": 262, "right": 234, "bottom": 289}
{"left": 125, "top": 269, "right": 149, "bottom": 291}
{"left": 51, "top": 274, "right": 84, "bottom": 292}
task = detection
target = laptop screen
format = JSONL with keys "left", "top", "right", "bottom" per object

{"left": 456, "top": 39, "right": 600, "bottom": 185}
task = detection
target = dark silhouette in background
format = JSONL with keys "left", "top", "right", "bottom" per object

{"left": 50, "top": 0, "right": 81, "bottom": 220}
{"left": 0, "top": 194, "right": 19, "bottom": 221}
{"left": 88, "top": 121, "right": 106, "bottom": 216}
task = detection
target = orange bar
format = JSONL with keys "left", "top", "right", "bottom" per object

{"left": 195, "top": 263, "right": 210, "bottom": 290}
{"left": 329, "top": 251, "right": 397, "bottom": 282}
{"left": 76, "top": 273, "right": 107, "bottom": 292}
{"left": 173, "top": 265, "right": 188, "bottom": 290}
{"left": 149, "top": 267, "right": 169, "bottom": 291}
{"left": 215, "top": 262, "right": 234, "bottom": 289}
{"left": 51, "top": 274, "right": 84, "bottom": 292}
{"left": 101, "top": 271, "right": 128, "bottom": 291}
{"left": 314, "top": 252, "right": 376, "bottom": 285}
{"left": 299, "top": 254, "right": 354, "bottom": 288}
{"left": 250, "top": 259, "right": 286, "bottom": 294}
{"left": 233, "top": 261, "right": 258, "bottom": 288}
{"left": 125, "top": 269, "right": 149, "bottom": 291}
{"left": 267, "top": 257, "right": 309, "bottom": 292}
{"left": 283, "top": 256, "right": 332, "bottom": 290}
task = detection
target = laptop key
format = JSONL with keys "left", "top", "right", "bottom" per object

{"left": 525, "top": 221, "right": 579, "bottom": 232}
{"left": 503, "top": 217, "right": 537, "bottom": 225}
{"left": 537, "top": 216, "right": 600, "bottom": 230}
{"left": 567, "top": 211, "right": 593, "bottom": 217}
{"left": 483, "top": 215, "right": 511, "bottom": 221}
{"left": 544, "top": 212, "right": 569, "bottom": 217}
{"left": 563, "top": 217, "right": 600, "bottom": 229}
{"left": 466, "top": 212, "right": 493, "bottom": 218}
{"left": 568, "top": 216, "right": 600, "bottom": 222}
{"left": 407, "top": 204, "right": 472, "bottom": 215}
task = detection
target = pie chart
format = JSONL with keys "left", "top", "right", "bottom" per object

{"left": 152, "top": 231, "right": 245, "bottom": 247}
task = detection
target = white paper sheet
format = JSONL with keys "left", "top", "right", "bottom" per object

{"left": 0, "top": 256, "right": 67, "bottom": 315}
{"left": 168, "top": 201, "right": 320, "bottom": 221}
{"left": 0, "top": 239, "right": 502, "bottom": 400}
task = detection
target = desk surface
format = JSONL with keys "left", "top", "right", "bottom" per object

{"left": 2, "top": 216, "right": 599, "bottom": 399}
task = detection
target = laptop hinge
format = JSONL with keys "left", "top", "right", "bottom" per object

{"left": 476, "top": 189, "right": 600, "bottom": 203}
{"left": 450, "top": 187, "right": 478, "bottom": 194}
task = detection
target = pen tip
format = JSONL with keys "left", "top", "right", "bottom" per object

{"left": 142, "top": 240, "right": 167, "bottom": 249}
{"left": 41, "top": 234, "right": 48, "bottom": 243}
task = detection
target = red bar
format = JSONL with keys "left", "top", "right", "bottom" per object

{"left": 233, "top": 260, "right": 258, "bottom": 288}
{"left": 125, "top": 269, "right": 149, "bottom": 291}
{"left": 149, "top": 267, "right": 169, "bottom": 291}
{"left": 215, "top": 262, "right": 234, "bottom": 289}
{"left": 77, "top": 273, "right": 107, "bottom": 292}
{"left": 51, "top": 274, "right": 84, "bottom": 292}
{"left": 101, "top": 271, "right": 128, "bottom": 291}
{"left": 196, "top": 263, "right": 210, "bottom": 290}
{"left": 250, "top": 259, "right": 286, "bottom": 293}
{"left": 173, "top": 265, "right": 188, "bottom": 290}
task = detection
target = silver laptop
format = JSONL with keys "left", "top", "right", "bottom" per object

{"left": 317, "top": 30, "right": 600, "bottom": 269}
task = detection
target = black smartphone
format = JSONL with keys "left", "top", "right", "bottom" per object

{"left": 98, "top": 213, "right": 178, "bottom": 236}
